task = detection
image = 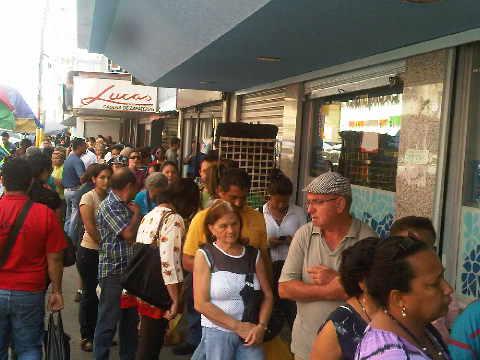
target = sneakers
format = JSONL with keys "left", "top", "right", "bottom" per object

{"left": 172, "top": 342, "right": 196, "bottom": 356}
{"left": 74, "top": 289, "right": 82, "bottom": 303}
{"left": 80, "top": 339, "right": 93, "bottom": 352}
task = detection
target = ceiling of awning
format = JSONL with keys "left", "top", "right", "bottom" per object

{"left": 80, "top": 0, "right": 480, "bottom": 92}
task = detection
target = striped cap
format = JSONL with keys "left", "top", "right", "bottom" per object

{"left": 303, "top": 171, "right": 352, "bottom": 197}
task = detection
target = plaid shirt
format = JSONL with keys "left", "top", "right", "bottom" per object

{"left": 96, "top": 191, "right": 134, "bottom": 279}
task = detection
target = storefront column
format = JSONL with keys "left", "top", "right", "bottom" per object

{"left": 279, "top": 83, "right": 303, "bottom": 191}
{"left": 396, "top": 50, "right": 450, "bottom": 219}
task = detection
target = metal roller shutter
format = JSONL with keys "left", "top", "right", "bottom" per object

{"left": 239, "top": 87, "right": 286, "bottom": 139}
{"left": 163, "top": 116, "right": 179, "bottom": 139}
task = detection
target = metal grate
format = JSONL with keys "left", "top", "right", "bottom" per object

{"left": 218, "top": 136, "right": 277, "bottom": 208}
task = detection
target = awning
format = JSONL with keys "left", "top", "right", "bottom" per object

{"left": 79, "top": 0, "right": 480, "bottom": 92}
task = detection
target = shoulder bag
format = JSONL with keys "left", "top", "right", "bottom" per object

{"left": 121, "top": 210, "right": 175, "bottom": 310}
{"left": 0, "top": 200, "right": 33, "bottom": 267}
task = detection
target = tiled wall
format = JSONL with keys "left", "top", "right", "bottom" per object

{"left": 350, "top": 185, "right": 396, "bottom": 238}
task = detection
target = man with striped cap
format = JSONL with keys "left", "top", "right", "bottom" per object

{"left": 278, "top": 171, "right": 377, "bottom": 360}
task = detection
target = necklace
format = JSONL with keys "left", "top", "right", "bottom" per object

{"left": 384, "top": 310, "right": 445, "bottom": 359}
{"left": 356, "top": 296, "right": 371, "bottom": 322}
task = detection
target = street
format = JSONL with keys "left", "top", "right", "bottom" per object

{"left": 59, "top": 266, "right": 190, "bottom": 360}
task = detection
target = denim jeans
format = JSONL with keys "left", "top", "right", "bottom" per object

{"left": 0, "top": 290, "right": 45, "bottom": 360}
{"left": 64, "top": 188, "right": 82, "bottom": 246}
{"left": 76, "top": 246, "right": 99, "bottom": 341}
{"left": 93, "top": 275, "right": 138, "bottom": 360}
{"left": 202, "top": 327, "right": 264, "bottom": 360}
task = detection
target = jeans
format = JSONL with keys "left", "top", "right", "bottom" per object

{"left": 76, "top": 246, "right": 99, "bottom": 341}
{"left": 202, "top": 327, "right": 264, "bottom": 360}
{"left": 0, "top": 290, "right": 45, "bottom": 360}
{"left": 64, "top": 188, "right": 81, "bottom": 246}
{"left": 93, "top": 275, "right": 138, "bottom": 360}
{"left": 184, "top": 273, "right": 202, "bottom": 346}
{"left": 136, "top": 316, "right": 168, "bottom": 360}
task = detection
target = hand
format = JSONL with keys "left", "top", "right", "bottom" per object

{"left": 163, "top": 301, "right": 179, "bottom": 321}
{"left": 48, "top": 292, "right": 64, "bottom": 312}
{"left": 234, "top": 321, "right": 256, "bottom": 339}
{"left": 268, "top": 237, "right": 282, "bottom": 248}
{"left": 307, "top": 265, "right": 338, "bottom": 285}
{"left": 127, "top": 202, "right": 141, "bottom": 216}
{"left": 244, "top": 324, "right": 266, "bottom": 346}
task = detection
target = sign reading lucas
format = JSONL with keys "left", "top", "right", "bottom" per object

{"left": 73, "top": 77, "right": 158, "bottom": 113}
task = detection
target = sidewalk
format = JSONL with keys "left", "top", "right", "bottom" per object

{"left": 60, "top": 266, "right": 190, "bottom": 360}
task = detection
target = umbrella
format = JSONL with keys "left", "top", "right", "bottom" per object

{"left": 0, "top": 86, "right": 43, "bottom": 132}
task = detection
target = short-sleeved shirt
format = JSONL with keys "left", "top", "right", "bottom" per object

{"left": 48, "top": 165, "right": 64, "bottom": 199}
{"left": 81, "top": 149, "right": 97, "bottom": 169}
{"left": 96, "top": 191, "right": 134, "bottom": 279}
{"left": 134, "top": 189, "right": 157, "bottom": 216}
{"left": 279, "top": 219, "right": 377, "bottom": 360}
{"left": 448, "top": 300, "right": 480, "bottom": 359}
{"left": 79, "top": 189, "right": 105, "bottom": 250}
{"left": 183, "top": 205, "right": 269, "bottom": 268}
{"left": 62, "top": 153, "right": 85, "bottom": 188}
{"left": 263, "top": 203, "right": 307, "bottom": 262}
{"left": 0, "top": 194, "right": 66, "bottom": 291}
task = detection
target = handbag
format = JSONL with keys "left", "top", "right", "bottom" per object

{"left": 238, "top": 247, "right": 284, "bottom": 342}
{"left": 62, "top": 231, "right": 76, "bottom": 267}
{"left": 0, "top": 200, "right": 33, "bottom": 267}
{"left": 121, "top": 210, "right": 174, "bottom": 310}
{"left": 45, "top": 312, "right": 70, "bottom": 360}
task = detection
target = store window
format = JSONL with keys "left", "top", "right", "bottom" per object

{"left": 309, "top": 87, "right": 402, "bottom": 192}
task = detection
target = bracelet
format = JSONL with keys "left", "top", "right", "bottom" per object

{"left": 258, "top": 322, "right": 268, "bottom": 331}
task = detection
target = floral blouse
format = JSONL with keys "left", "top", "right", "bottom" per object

{"left": 136, "top": 206, "right": 185, "bottom": 285}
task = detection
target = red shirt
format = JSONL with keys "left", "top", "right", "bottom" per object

{"left": 0, "top": 194, "right": 66, "bottom": 291}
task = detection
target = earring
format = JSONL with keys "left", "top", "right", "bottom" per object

{"left": 401, "top": 306, "right": 407, "bottom": 318}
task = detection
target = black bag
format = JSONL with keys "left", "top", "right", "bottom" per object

{"left": 45, "top": 312, "right": 70, "bottom": 360}
{"left": 0, "top": 200, "right": 33, "bottom": 267}
{"left": 62, "top": 232, "right": 76, "bottom": 267}
{"left": 120, "top": 210, "right": 174, "bottom": 310}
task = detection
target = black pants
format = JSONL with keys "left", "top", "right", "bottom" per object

{"left": 76, "top": 246, "right": 99, "bottom": 341}
{"left": 136, "top": 316, "right": 169, "bottom": 360}
{"left": 272, "top": 260, "right": 297, "bottom": 329}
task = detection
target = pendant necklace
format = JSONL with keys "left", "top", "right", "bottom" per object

{"left": 385, "top": 310, "right": 445, "bottom": 359}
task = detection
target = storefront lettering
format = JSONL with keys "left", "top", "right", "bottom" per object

{"left": 81, "top": 85, "right": 153, "bottom": 107}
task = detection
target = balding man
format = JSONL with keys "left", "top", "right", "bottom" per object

{"left": 93, "top": 168, "right": 141, "bottom": 360}
{"left": 278, "top": 172, "right": 377, "bottom": 360}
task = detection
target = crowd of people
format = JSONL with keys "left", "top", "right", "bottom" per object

{"left": 0, "top": 131, "right": 479, "bottom": 360}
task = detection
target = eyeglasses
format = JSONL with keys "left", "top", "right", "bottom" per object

{"left": 305, "top": 197, "right": 338, "bottom": 207}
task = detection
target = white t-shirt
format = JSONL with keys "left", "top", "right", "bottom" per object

{"left": 81, "top": 149, "right": 97, "bottom": 169}
{"left": 263, "top": 203, "right": 307, "bottom": 262}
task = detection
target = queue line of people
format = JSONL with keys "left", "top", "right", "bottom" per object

{"left": 0, "top": 131, "right": 477, "bottom": 360}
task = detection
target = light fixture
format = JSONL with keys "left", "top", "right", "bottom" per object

{"left": 256, "top": 56, "right": 281, "bottom": 62}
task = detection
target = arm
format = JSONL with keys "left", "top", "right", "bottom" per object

{"left": 182, "top": 210, "right": 206, "bottom": 272}
{"left": 244, "top": 255, "right": 274, "bottom": 346}
{"left": 193, "top": 250, "right": 256, "bottom": 338}
{"left": 311, "top": 321, "right": 342, "bottom": 360}
{"left": 120, "top": 202, "right": 142, "bottom": 244}
{"left": 182, "top": 254, "right": 194, "bottom": 273}
{"left": 279, "top": 276, "right": 347, "bottom": 302}
{"left": 47, "top": 251, "right": 64, "bottom": 311}
{"left": 80, "top": 203, "right": 101, "bottom": 244}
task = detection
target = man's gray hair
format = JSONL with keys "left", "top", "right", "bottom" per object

{"left": 25, "top": 146, "right": 42, "bottom": 157}
{"left": 145, "top": 172, "right": 168, "bottom": 191}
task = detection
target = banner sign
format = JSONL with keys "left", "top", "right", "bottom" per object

{"left": 73, "top": 77, "right": 158, "bottom": 113}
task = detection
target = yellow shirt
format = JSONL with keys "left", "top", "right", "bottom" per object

{"left": 183, "top": 205, "right": 270, "bottom": 269}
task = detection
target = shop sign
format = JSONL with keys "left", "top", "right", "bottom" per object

{"left": 73, "top": 77, "right": 158, "bottom": 113}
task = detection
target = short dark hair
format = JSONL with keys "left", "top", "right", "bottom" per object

{"left": 202, "top": 150, "right": 219, "bottom": 164}
{"left": 111, "top": 144, "right": 124, "bottom": 152}
{"left": 390, "top": 216, "right": 436, "bottom": 240}
{"left": 267, "top": 169, "right": 293, "bottom": 196}
{"left": 167, "top": 178, "right": 200, "bottom": 218}
{"left": 218, "top": 168, "right": 251, "bottom": 192}
{"left": 2, "top": 158, "right": 32, "bottom": 192}
{"left": 366, "top": 236, "right": 430, "bottom": 308}
{"left": 110, "top": 168, "right": 137, "bottom": 190}
{"left": 169, "top": 137, "right": 180, "bottom": 146}
{"left": 161, "top": 161, "right": 179, "bottom": 173}
{"left": 340, "top": 237, "right": 380, "bottom": 297}
{"left": 1, "top": 131, "right": 9, "bottom": 138}
{"left": 72, "top": 138, "right": 86, "bottom": 150}
{"left": 26, "top": 153, "right": 53, "bottom": 179}
{"left": 20, "top": 138, "right": 33, "bottom": 148}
